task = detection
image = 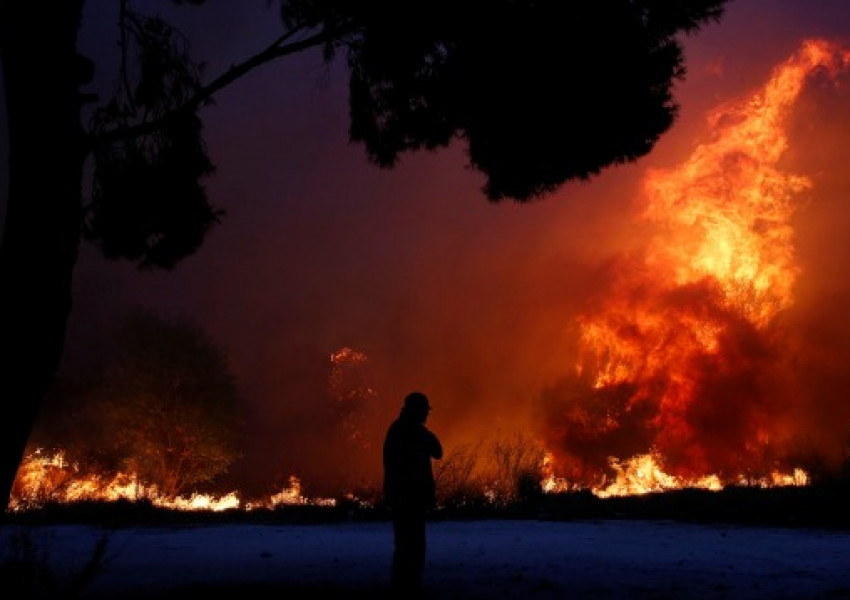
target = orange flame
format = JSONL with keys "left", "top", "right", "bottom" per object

{"left": 641, "top": 39, "right": 850, "bottom": 327}
{"left": 8, "top": 449, "right": 336, "bottom": 513}
{"left": 545, "top": 39, "right": 850, "bottom": 490}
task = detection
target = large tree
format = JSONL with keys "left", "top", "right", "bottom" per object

{"left": 0, "top": 0, "right": 728, "bottom": 507}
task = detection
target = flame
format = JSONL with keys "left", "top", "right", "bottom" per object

{"left": 8, "top": 449, "right": 336, "bottom": 513}
{"left": 542, "top": 450, "right": 808, "bottom": 498}
{"left": 641, "top": 39, "right": 849, "bottom": 327}
{"left": 587, "top": 454, "right": 808, "bottom": 498}
{"left": 594, "top": 453, "right": 723, "bottom": 498}
{"left": 544, "top": 39, "right": 850, "bottom": 490}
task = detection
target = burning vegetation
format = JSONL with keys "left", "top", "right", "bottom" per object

{"left": 540, "top": 39, "right": 850, "bottom": 493}
{"left": 8, "top": 448, "right": 335, "bottom": 513}
{"left": 9, "top": 40, "right": 850, "bottom": 514}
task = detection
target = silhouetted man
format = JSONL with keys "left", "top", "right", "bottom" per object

{"left": 383, "top": 391, "right": 443, "bottom": 594}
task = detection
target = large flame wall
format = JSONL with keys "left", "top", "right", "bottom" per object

{"left": 539, "top": 40, "right": 850, "bottom": 486}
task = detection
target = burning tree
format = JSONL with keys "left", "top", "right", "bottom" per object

{"left": 73, "top": 309, "right": 243, "bottom": 498}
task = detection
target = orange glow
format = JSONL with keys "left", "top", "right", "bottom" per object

{"left": 543, "top": 39, "right": 850, "bottom": 490}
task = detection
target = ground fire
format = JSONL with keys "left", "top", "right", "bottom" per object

{"left": 8, "top": 40, "right": 850, "bottom": 512}
{"left": 8, "top": 448, "right": 337, "bottom": 513}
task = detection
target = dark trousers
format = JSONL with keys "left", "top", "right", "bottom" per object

{"left": 391, "top": 510, "right": 427, "bottom": 592}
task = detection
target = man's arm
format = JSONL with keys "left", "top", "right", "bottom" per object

{"left": 424, "top": 428, "right": 443, "bottom": 460}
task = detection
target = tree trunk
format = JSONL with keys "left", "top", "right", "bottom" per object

{"left": 0, "top": 0, "right": 87, "bottom": 510}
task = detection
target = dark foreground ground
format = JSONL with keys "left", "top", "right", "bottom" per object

{"left": 5, "top": 483, "right": 850, "bottom": 599}
{"left": 6, "top": 518, "right": 850, "bottom": 600}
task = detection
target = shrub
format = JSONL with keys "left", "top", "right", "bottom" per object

{"left": 435, "top": 432, "right": 547, "bottom": 512}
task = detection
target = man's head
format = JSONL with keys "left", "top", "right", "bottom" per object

{"left": 403, "top": 391, "right": 430, "bottom": 423}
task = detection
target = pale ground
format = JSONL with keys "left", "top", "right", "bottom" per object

{"left": 4, "top": 519, "right": 850, "bottom": 599}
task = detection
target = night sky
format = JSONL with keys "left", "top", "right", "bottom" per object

{"left": 4, "top": 0, "right": 850, "bottom": 497}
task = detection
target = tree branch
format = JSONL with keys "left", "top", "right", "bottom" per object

{"left": 90, "top": 21, "right": 353, "bottom": 149}
{"left": 118, "top": 0, "right": 137, "bottom": 114}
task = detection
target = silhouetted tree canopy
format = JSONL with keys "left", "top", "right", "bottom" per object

{"left": 281, "top": 0, "right": 727, "bottom": 200}
{"left": 84, "top": 0, "right": 727, "bottom": 268}
{"left": 84, "top": 9, "right": 219, "bottom": 269}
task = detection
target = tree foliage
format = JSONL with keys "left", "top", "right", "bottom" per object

{"left": 280, "top": 0, "right": 728, "bottom": 200}
{"left": 84, "top": 8, "right": 219, "bottom": 269}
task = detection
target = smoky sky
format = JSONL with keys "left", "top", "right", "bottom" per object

{"left": 6, "top": 0, "right": 850, "bottom": 496}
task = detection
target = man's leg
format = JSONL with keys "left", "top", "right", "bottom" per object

{"left": 392, "top": 513, "right": 426, "bottom": 591}
{"left": 391, "top": 515, "right": 409, "bottom": 590}
{"left": 409, "top": 515, "right": 427, "bottom": 588}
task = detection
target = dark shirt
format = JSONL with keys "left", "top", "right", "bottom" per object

{"left": 383, "top": 412, "right": 443, "bottom": 511}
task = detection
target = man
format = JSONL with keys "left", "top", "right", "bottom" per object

{"left": 383, "top": 391, "right": 443, "bottom": 594}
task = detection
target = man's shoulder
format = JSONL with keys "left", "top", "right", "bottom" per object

{"left": 384, "top": 418, "right": 406, "bottom": 439}
{"left": 385, "top": 417, "right": 427, "bottom": 439}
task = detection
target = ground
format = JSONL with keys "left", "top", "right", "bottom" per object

{"left": 4, "top": 518, "right": 850, "bottom": 599}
